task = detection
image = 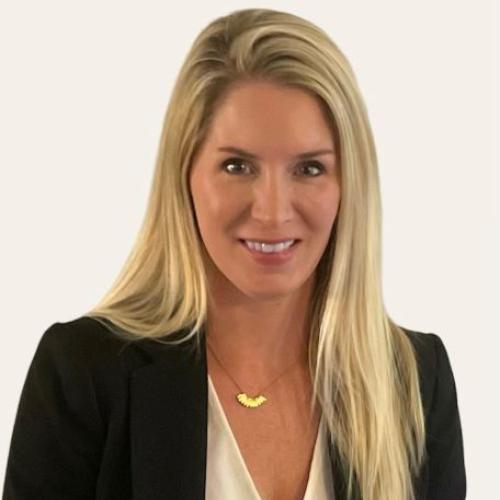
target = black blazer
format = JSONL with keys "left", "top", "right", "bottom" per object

{"left": 2, "top": 316, "right": 466, "bottom": 500}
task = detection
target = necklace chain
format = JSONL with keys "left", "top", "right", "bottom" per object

{"left": 206, "top": 336, "right": 304, "bottom": 407}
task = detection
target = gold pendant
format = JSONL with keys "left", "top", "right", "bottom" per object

{"left": 236, "top": 392, "right": 267, "bottom": 408}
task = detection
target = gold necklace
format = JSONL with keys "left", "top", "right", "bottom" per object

{"left": 206, "top": 337, "right": 304, "bottom": 409}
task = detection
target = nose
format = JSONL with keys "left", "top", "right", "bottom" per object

{"left": 250, "top": 169, "right": 294, "bottom": 225}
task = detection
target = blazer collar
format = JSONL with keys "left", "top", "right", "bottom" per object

{"left": 128, "top": 327, "right": 352, "bottom": 500}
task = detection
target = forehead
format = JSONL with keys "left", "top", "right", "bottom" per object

{"left": 204, "top": 81, "right": 335, "bottom": 152}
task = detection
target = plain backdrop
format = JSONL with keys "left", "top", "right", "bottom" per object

{"left": 1, "top": 1, "right": 498, "bottom": 498}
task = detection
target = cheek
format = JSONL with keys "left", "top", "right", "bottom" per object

{"left": 196, "top": 186, "right": 240, "bottom": 227}
{"left": 190, "top": 175, "right": 239, "bottom": 242}
{"left": 303, "top": 184, "right": 341, "bottom": 230}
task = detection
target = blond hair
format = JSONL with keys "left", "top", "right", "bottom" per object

{"left": 85, "top": 8, "right": 426, "bottom": 499}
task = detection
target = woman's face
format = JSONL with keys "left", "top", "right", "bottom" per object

{"left": 189, "top": 81, "right": 341, "bottom": 301}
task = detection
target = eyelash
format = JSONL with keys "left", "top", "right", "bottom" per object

{"left": 220, "top": 157, "right": 326, "bottom": 177}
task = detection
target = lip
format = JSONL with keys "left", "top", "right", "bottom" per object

{"left": 239, "top": 239, "right": 300, "bottom": 266}
{"left": 239, "top": 237, "right": 300, "bottom": 244}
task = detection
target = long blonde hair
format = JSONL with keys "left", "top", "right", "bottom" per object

{"left": 85, "top": 8, "right": 426, "bottom": 499}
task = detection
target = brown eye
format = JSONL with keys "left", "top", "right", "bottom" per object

{"left": 220, "top": 158, "right": 325, "bottom": 177}
{"left": 220, "top": 157, "right": 252, "bottom": 175}
{"left": 299, "top": 161, "right": 325, "bottom": 177}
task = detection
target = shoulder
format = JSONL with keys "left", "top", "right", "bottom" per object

{"left": 30, "top": 316, "right": 173, "bottom": 387}
{"left": 400, "top": 329, "right": 466, "bottom": 495}
{"left": 36, "top": 316, "right": 142, "bottom": 367}
{"left": 33, "top": 316, "right": 198, "bottom": 378}
{"left": 24, "top": 316, "right": 189, "bottom": 425}
{"left": 401, "top": 326, "right": 442, "bottom": 362}
{"left": 400, "top": 327, "right": 456, "bottom": 383}
{"left": 5, "top": 317, "right": 150, "bottom": 497}
{"left": 37, "top": 316, "right": 128, "bottom": 357}
{"left": 400, "top": 327, "right": 462, "bottom": 422}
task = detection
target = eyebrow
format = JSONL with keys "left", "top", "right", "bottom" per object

{"left": 217, "top": 146, "right": 335, "bottom": 160}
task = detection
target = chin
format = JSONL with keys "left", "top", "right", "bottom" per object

{"left": 240, "top": 282, "right": 299, "bottom": 301}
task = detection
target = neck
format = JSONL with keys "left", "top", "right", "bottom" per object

{"left": 204, "top": 273, "right": 314, "bottom": 382}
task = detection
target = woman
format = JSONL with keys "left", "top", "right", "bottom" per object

{"left": 3, "top": 8, "right": 466, "bottom": 500}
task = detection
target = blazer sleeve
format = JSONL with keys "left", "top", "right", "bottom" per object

{"left": 2, "top": 323, "right": 104, "bottom": 500}
{"left": 426, "top": 333, "right": 466, "bottom": 500}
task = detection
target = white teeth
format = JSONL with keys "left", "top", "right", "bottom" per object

{"left": 244, "top": 239, "right": 295, "bottom": 253}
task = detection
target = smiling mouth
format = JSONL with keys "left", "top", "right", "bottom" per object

{"left": 238, "top": 238, "right": 301, "bottom": 245}
{"left": 239, "top": 238, "right": 299, "bottom": 249}
{"left": 238, "top": 239, "right": 300, "bottom": 263}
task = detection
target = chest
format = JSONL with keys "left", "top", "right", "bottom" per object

{"left": 209, "top": 370, "right": 321, "bottom": 500}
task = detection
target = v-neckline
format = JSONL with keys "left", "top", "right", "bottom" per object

{"left": 207, "top": 373, "right": 324, "bottom": 499}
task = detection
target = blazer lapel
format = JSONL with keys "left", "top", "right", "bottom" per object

{"left": 129, "top": 327, "right": 351, "bottom": 500}
{"left": 129, "top": 329, "right": 208, "bottom": 500}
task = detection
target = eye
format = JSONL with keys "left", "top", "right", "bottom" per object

{"left": 220, "top": 157, "right": 326, "bottom": 177}
{"left": 220, "top": 157, "right": 252, "bottom": 175}
{"left": 298, "top": 161, "right": 325, "bottom": 177}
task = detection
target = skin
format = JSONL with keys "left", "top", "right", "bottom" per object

{"left": 189, "top": 80, "right": 341, "bottom": 387}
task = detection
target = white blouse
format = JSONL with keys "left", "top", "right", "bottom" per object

{"left": 206, "top": 374, "right": 335, "bottom": 499}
